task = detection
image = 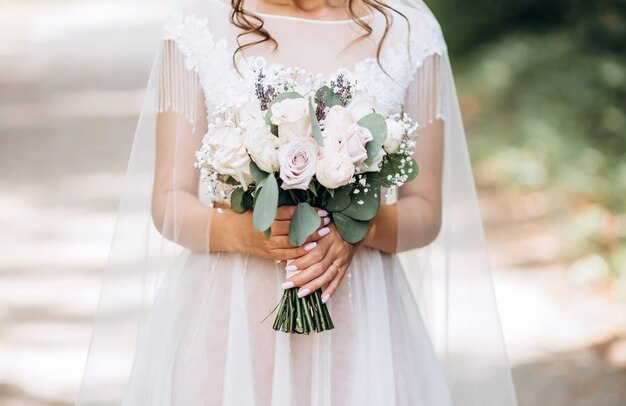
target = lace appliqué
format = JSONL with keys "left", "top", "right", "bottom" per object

{"left": 158, "top": 12, "right": 254, "bottom": 126}
{"left": 159, "top": 10, "right": 447, "bottom": 127}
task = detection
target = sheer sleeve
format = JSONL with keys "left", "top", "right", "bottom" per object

{"left": 151, "top": 39, "right": 212, "bottom": 252}
{"left": 396, "top": 53, "right": 445, "bottom": 252}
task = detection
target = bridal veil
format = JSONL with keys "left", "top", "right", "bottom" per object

{"left": 76, "top": 0, "right": 517, "bottom": 404}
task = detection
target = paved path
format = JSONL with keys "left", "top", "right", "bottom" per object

{"left": 1, "top": 1, "right": 625, "bottom": 405}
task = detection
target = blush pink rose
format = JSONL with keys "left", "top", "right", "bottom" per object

{"left": 278, "top": 138, "right": 318, "bottom": 190}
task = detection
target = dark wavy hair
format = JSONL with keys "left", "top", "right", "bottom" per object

{"left": 228, "top": 0, "right": 410, "bottom": 74}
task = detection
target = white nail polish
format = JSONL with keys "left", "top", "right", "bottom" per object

{"left": 319, "top": 227, "right": 330, "bottom": 237}
{"left": 322, "top": 294, "right": 330, "bottom": 304}
{"left": 317, "top": 209, "right": 328, "bottom": 217}
{"left": 282, "top": 281, "right": 294, "bottom": 289}
{"left": 304, "top": 242, "right": 317, "bottom": 251}
{"left": 285, "top": 264, "right": 298, "bottom": 272}
{"left": 298, "top": 288, "right": 311, "bottom": 298}
{"left": 323, "top": 217, "right": 331, "bottom": 226}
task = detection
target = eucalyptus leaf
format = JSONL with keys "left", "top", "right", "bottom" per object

{"left": 358, "top": 113, "right": 387, "bottom": 165}
{"left": 278, "top": 189, "right": 295, "bottom": 206}
{"left": 223, "top": 176, "right": 240, "bottom": 186}
{"left": 340, "top": 185, "right": 380, "bottom": 221}
{"left": 403, "top": 157, "right": 420, "bottom": 183}
{"left": 324, "top": 185, "right": 351, "bottom": 212}
{"left": 379, "top": 154, "right": 420, "bottom": 187}
{"left": 307, "top": 181, "right": 318, "bottom": 197}
{"left": 230, "top": 188, "right": 247, "bottom": 213}
{"left": 315, "top": 85, "right": 342, "bottom": 108}
{"left": 288, "top": 202, "right": 322, "bottom": 246}
{"left": 309, "top": 99, "right": 324, "bottom": 146}
{"left": 333, "top": 212, "right": 369, "bottom": 244}
{"left": 253, "top": 173, "right": 278, "bottom": 232}
{"left": 250, "top": 161, "right": 268, "bottom": 187}
{"left": 242, "top": 191, "right": 254, "bottom": 211}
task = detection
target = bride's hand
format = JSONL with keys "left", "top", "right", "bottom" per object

{"left": 237, "top": 206, "right": 331, "bottom": 261}
{"left": 280, "top": 223, "right": 359, "bottom": 303}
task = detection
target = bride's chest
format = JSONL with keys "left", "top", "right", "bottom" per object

{"left": 162, "top": 10, "right": 446, "bottom": 115}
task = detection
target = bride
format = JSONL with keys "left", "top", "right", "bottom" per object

{"left": 76, "top": 0, "right": 517, "bottom": 404}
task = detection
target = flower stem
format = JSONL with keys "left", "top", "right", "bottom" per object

{"left": 272, "top": 288, "right": 334, "bottom": 334}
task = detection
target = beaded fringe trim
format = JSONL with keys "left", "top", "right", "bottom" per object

{"left": 407, "top": 54, "right": 446, "bottom": 127}
{"left": 157, "top": 40, "right": 200, "bottom": 129}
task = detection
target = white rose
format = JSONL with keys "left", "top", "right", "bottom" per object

{"left": 340, "top": 123, "right": 373, "bottom": 164}
{"left": 319, "top": 134, "right": 342, "bottom": 159}
{"left": 347, "top": 95, "right": 376, "bottom": 121}
{"left": 316, "top": 155, "right": 355, "bottom": 189}
{"left": 357, "top": 148, "right": 386, "bottom": 173}
{"left": 383, "top": 118, "right": 405, "bottom": 153}
{"left": 323, "top": 105, "right": 353, "bottom": 138}
{"left": 278, "top": 138, "right": 318, "bottom": 190}
{"left": 245, "top": 125, "right": 279, "bottom": 173}
{"left": 208, "top": 126, "right": 253, "bottom": 188}
{"left": 270, "top": 98, "right": 310, "bottom": 143}
{"left": 347, "top": 94, "right": 389, "bottom": 121}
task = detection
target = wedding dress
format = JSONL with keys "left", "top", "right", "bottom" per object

{"left": 76, "top": 0, "right": 517, "bottom": 404}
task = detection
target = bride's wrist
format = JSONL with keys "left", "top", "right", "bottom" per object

{"left": 229, "top": 210, "right": 254, "bottom": 254}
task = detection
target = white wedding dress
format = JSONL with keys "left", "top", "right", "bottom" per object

{"left": 76, "top": 0, "right": 517, "bottom": 405}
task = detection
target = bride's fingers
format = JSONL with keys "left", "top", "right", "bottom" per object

{"left": 297, "top": 257, "right": 345, "bottom": 298}
{"left": 270, "top": 244, "right": 311, "bottom": 261}
{"left": 270, "top": 220, "right": 291, "bottom": 236}
{"left": 320, "top": 265, "right": 346, "bottom": 303}
{"left": 275, "top": 205, "right": 297, "bottom": 220}
{"left": 282, "top": 246, "right": 335, "bottom": 289}
{"left": 284, "top": 236, "right": 332, "bottom": 273}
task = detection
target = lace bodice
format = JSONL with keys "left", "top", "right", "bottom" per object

{"left": 159, "top": 0, "right": 447, "bottom": 123}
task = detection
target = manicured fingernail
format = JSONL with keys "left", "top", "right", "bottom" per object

{"left": 322, "top": 294, "right": 330, "bottom": 304}
{"left": 298, "top": 288, "right": 311, "bottom": 298}
{"left": 318, "top": 209, "right": 328, "bottom": 217}
{"left": 319, "top": 227, "right": 330, "bottom": 237}
{"left": 304, "top": 242, "right": 317, "bottom": 251}
{"left": 285, "top": 264, "right": 298, "bottom": 272}
{"left": 323, "top": 217, "right": 330, "bottom": 226}
{"left": 282, "top": 281, "right": 294, "bottom": 289}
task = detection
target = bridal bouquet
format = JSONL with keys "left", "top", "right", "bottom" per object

{"left": 195, "top": 68, "right": 420, "bottom": 334}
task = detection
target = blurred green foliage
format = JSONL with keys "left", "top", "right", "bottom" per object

{"left": 428, "top": 0, "right": 626, "bottom": 283}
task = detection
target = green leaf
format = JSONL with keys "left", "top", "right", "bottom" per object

{"left": 253, "top": 173, "right": 278, "bottom": 232}
{"left": 250, "top": 161, "right": 268, "bottom": 188}
{"left": 309, "top": 99, "right": 324, "bottom": 146}
{"left": 264, "top": 228, "right": 272, "bottom": 239}
{"left": 223, "top": 176, "right": 240, "bottom": 186}
{"left": 307, "top": 181, "right": 318, "bottom": 197}
{"left": 404, "top": 157, "right": 420, "bottom": 183}
{"left": 230, "top": 188, "right": 246, "bottom": 213}
{"left": 358, "top": 113, "right": 387, "bottom": 165}
{"left": 315, "top": 85, "right": 342, "bottom": 108}
{"left": 278, "top": 189, "right": 295, "bottom": 206}
{"left": 323, "top": 185, "right": 351, "bottom": 212}
{"left": 333, "top": 212, "right": 369, "bottom": 244}
{"left": 242, "top": 191, "right": 254, "bottom": 211}
{"left": 264, "top": 92, "right": 303, "bottom": 125}
{"left": 340, "top": 185, "right": 381, "bottom": 221}
{"left": 379, "top": 154, "right": 420, "bottom": 187}
{"left": 288, "top": 202, "right": 322, "bottom": 246}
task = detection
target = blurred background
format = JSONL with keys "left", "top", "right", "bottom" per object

{"left": 0, "top": 0, "right": 624, "bottom": 405}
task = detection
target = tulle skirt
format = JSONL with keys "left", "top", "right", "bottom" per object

{"left": 122, "top": 247, "right": 454, "bottom": 405}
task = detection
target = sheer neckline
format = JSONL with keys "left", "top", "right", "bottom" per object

{"left": 211, "top": 0, "right": 375, "bottom": 24}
